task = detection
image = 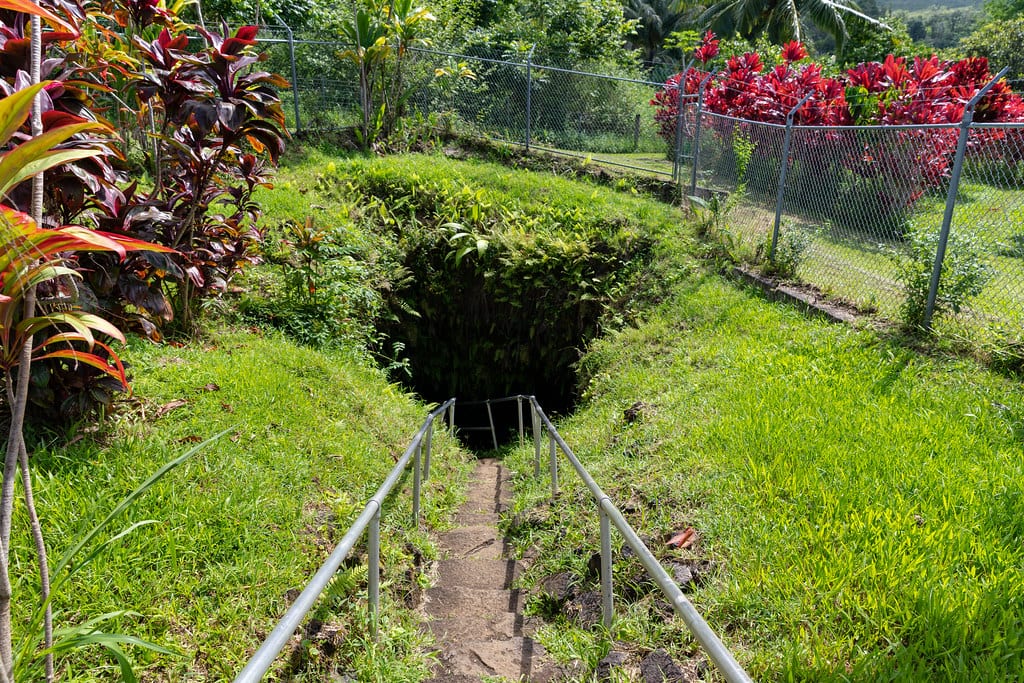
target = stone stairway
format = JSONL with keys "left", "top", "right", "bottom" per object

{"left": 422, "top": 458, "right": 558, "bottom": 682}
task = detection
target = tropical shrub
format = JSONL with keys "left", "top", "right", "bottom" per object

{"left": 0, "top": 71, "right": 174, "bottom": 679}
{"left": 652, "top": 33, "right": 1024, "bottom": 236}
{"left": 83, "top": 18, "right": 288, "bottom": 333}
{"left": 239, "top": 216, "right": 383, "bottom": 349}
{"left": 893, "top": 225, "right": 991, "bottom": 332}
{"left": 0, "top": 0, "right": 287, "bottom": 420}
{"left": 338, "top": 0, "right": 435, "bottom": 148}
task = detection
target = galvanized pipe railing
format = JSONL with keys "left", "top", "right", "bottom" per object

{"left": 455, "top": 395, "right": 529, "bottom": 449}
{"left": 233, "top": 398, "right": 456, "bottom": 683}
{"left": 525, "top": 396, "right": 754, "bottom": 683}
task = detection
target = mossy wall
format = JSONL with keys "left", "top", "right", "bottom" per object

{"left": 319, "top": 155, "right": 660, "bottom": 432}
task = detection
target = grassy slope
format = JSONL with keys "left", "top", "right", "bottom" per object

{"left": 266, "top": 147, "right": 1024, "bottom": 680}
{"left": 504, "top": 271, "right": 1024, "bottom": 677}
{"left": 16, "top": 329, "right": 472, "bottom": 680}
{"left": 22, "top": 145, "right": 1024, "bottom": 681}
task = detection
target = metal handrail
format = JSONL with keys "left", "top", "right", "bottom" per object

{"left": 234, "top": 393, "right": 750, "bottom": 681}
{"left": 233, "top": 398, "right": 456, "bottom": 683}
{"left": 521, "top": 395, "right": 754, "bottom": 683}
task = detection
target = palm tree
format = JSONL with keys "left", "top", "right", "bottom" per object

{"left": 699, "top": 0, "right": 890, "bottom": 52}
{"left": 623, "top": 0, "right": 694, "bottom": 68}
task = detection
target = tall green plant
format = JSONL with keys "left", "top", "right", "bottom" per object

{"left": 339, "top": 0, "right": 435, "bottom": 148}
{"left": 893, "top": 226, "right": 991, "bottom": 334}
{"left": 0, "top": 78, "right": 173, "bottom": 681}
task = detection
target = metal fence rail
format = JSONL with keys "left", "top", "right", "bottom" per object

{"left": 477, "top": 394, "right": 752, "bottom": 683}
{"left": 233, "top": 398, "right": 455, "bottom": 683}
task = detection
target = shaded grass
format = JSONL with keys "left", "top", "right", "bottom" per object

{"left": 503, "top": 274, "right": 1024, "bottom": 681}
{"left": 13, "top": 327, "right": 473, "bottom": 680}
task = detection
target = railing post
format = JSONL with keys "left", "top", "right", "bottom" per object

{"left": 423, "top": 417, "right": 433, "bottom": 481}
{"left": 486, "top": 400, "right": 498, "bottom": 450}
{"left": 412, "top": 441, "right": 422, "bottom": 528}
{"left": 548, "top": 431, "right": 558, "bottom": 498}
{"left": 599, "top": 505, "right": 613, "bottom": 628}
{"left": 923, "top": 67, "right": 1009, "bottom": 331}
{"left": 689, "top": 73, "right": 714, "bottom": 197}
{"left": 517, "top": 396, "right": 524, "bottom": 446}
{"left": 524, "top": 47, "right": 535, "bottom": 151}
{"left": 770, "top": 91, "right": 814, "bottom": 263}
{"left": 531, "top": 399, "right": 541, "bottom": 477}
{"left": 368, "top": 504, "right": 381, "bottom": 639}
{"left": 447, "top": 402, "right": 455, "bottom": 434}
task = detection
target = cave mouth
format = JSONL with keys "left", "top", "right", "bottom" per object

{"left": 379, "top": 274, "right": 597, "bottom": 451}
{"left": 393, "top": 343, "right": 581, "bottom": 451}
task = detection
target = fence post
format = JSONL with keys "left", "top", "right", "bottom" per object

{"left": 531, "top": 398, "right": 541, "bottom": 477}
{"left": 525, "top": 46, "right": 534, "bottom": 151}
{"left": 770, "top": 91, "right": 814, "bottom": 263}
{"left": 368, "top": 504, "right": 381, "bottom": 639}
{"left": 486, "top": 400, "right": 498, "bottom": 450}
{"left": 517, "top": 396, "right": 524, "bottom": 445}
{"left": 599, "top": 506, "right": 614, "bottom": 628}
{"left": 633, "top": 113, "right": 641, "bottom": 151}
{"left": 923, "top": 67, "right": 1009, "bottom": 331}
{"left": 548, "top": 431, "right": 558, "bottom": 498}
{"left": 283, "top": 21, "right": 301, "bottom": 134}
{"left": 412, "top": 441, "right": 422, "bottom": 527}
{"left": 672, "top": 82, "right": 685, "bottom": 182}
{"left": 688, "top": 73, "right": 714, "bottom": 197}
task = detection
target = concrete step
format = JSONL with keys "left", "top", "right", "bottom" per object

{"left": 426, "top": 611, "right": 520, "bottom": 642}
{"left": 438, "top": 525, "right": 508, "bottom": 560}
{"left": 435, "top": 558, "right": 521, "bottom": 590}
{"left": 421, "top": 674, "right": 482, "bottom": 683}
{"left": 435, "top": 637, "right": 559, "bottom": 682}
{"left": 424, "top": 586, "right": 526, "bottom": 618}
{"left": 453, "top": 508, "right": 503, "bottom": 526}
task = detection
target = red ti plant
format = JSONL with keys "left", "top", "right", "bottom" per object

{"left": 0, "top": 78, "right": 174, "bottom": 682}
{"left": 87, "top": 20, "right": 288, "bottom": 332}
{"left": 652, "top": 36, "right": 1024, "bottom": 233}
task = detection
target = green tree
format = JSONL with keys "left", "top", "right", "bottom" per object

{"left": 984, "top": 0, "right": 1024, "bottom": 22}
{"left": 339, "top": 0, "right": 435, "bottom": 146}
{"left": 623, "top": 0, "right": 693, "bottom": 69}
{"left": 807, "top": 0, "right": 916, "bottom": 65}
{"left": 196, "top": 0, "right": 332, "bottom": 30}
{"left": 700, "top": 0, "right": 890, "bottom": 52}
{"left": 467, "top": 0, "right": 637, "bottom": 66}
{"left": 960, "top": 16, "right": 1024, "bottom": 78}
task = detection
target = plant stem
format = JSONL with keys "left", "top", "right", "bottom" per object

{"left": 18, "top": 441, "right": 52, "bottom": 682}
{"left": 0, "top": 368, "right": 26, "bottom": 680}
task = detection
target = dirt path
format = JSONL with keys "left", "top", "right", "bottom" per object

{"left": 422, "top": 458, "right": 559, "bottom": 682}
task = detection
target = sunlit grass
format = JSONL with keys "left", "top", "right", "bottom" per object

{"left": 14, "top": 327, "right": 473, "bottom": 679}
{"left": 504, "top": 274, "right": 1024, "bottom": 681}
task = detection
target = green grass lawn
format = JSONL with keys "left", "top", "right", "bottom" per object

{"left": 15, "top": 328, "right": 473, "bottom": 680}
{"left": 259, "top": 148, "right": 1024, "bottom": 682}
{"left": 20, "top": 143, "right": 1024, "bottom": 681}
{"left": 504, "top": 273, "right": 1024, "bottom": 681}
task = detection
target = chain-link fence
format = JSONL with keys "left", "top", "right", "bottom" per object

{"left": 249, "top": 26, "right": 361, "bottom": 132}
{"left": 402, "top": 48, "right": 680, "bottom": 178}
{"left": 685, "top": 109, "right": 1024, "bottom": 336}
{"left": 247, "top": 27, "right": 1023, "bottom": 340}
